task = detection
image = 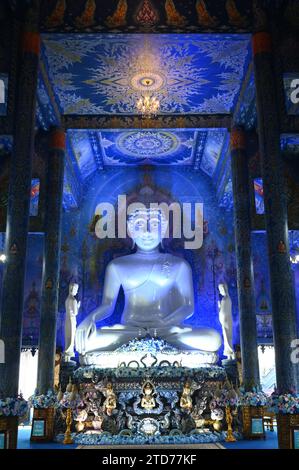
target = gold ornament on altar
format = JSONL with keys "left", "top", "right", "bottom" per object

{"left": 225, "top": 405, "right": 236, "bottom": 442}
{"left": 63, "top": 408, "right": 73, "bottom": 445}
{"left": 141, "top": 380, "right": 156, "bottom": 410}
{"left": 103, "top": 382, "right": 117, "bottom": 416}
{"left": 180, "top": 382, "right": 193, "bottom": 412}
{"left": 63, "top": 383, "right": 78, "bottom": 445}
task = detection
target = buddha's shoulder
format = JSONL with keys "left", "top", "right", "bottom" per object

{"left": 106, "top": 254, "right": 134, "bottom": 268}
{"left": 164, "top": 253, "right": 191, "bottom": 269}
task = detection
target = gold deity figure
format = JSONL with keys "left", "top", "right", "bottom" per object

{"left": 180, "top": 382, "right": 193, "bottom": 412}
{"left": 103, "top": 382, "right": 117, "bottom": 416}
{"left": 141, "top": 381, "right": 156, "bottom": 410}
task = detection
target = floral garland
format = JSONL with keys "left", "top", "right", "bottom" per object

{"left": 59, "top": 391, "right": 84, "bottom": 410}
{"left": 211, "top": 408, "right": 224, "bottom": 421}
{"left": 210, "top": 388, "right": 239, "bottom": 409}
{"left": 29, "top": 390, "right": 59, "bottom": 409}
{"left": 74, "top": 365, "right": 226, "bottom": 382}
{"left": 0, "top": 395, "right": 28, "bottom": 417}
{"left": 238, "top": 387, "right": 269, "bottom": 407}
{"left": 268, "top": 392, "right": 299, "bottom": 415}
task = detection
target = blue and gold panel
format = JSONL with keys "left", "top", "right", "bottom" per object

{"left": 36, "top": 70, "right": 59, "bottom": 130}
{"left": 253, "top": 178, "right": 264, "bottom": 215}
{"left": 233, "top": 69, "right": 256, "bottom": 130}
{"left": 41, "top": 33, "right": 251, "bottom": 115}
{"left": 63, "top": 175, "right": 79, "bottom": 210}
{"left": 30, "top": 179, "right": 40, "bottom": 217}
{"left": 67, "top": 130, "right": 98, "bottom": 178}
{"left": 199, "top": 129, "right": 227, "bottom": 177}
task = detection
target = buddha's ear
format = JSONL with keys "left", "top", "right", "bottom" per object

{"left": 127, "top": 219, "right": 134, "bottom": 239}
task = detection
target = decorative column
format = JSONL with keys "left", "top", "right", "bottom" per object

{"left": 37, "top": 128, "right": 65, "bottom": 394}
{"left": 230, "top": 127, "right": 260, "bottom": 390}
{"left": 253, "top": 31, "right": 298, "bottom": 393}
{"left": 0, "top": 8, "right": 40, "bottom": 397}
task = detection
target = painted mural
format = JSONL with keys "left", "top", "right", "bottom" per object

{"left": 41, "top": 33, "right": 251, "bottom": 115}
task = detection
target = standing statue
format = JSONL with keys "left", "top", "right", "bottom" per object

{"left": 75, "top": 207, "right": 221, "bottom": 356}
{"left": 64, "top": 282, "right": 80, "bottom": 361}
{"left": 218, "top": 283, "right": 235, "bottom": 360}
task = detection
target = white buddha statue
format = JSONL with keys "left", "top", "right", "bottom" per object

{"left": 64, "top": 282, "right": 80, "bottom": 361}
{"left": 218, "top": 283, "right": 235, "bottom": 360}
{"left": 75, "top": 207, "right": 221, "bottom": 356}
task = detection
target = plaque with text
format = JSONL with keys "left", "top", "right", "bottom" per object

{"left": 251, "top": 418, "right": 264, "bottom": 435}
{"left": 32, "top": 419, "right": 45, "bottom": 438}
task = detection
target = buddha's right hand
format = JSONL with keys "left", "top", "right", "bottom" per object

{"left": 75, "top": 317, "right": 96, "bottom": 354}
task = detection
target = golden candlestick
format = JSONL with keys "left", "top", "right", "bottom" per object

{"left": 225, "top": 405, "right": 236, "bottom": 442}
{"left": 63, "top": 408, "right": 73, "bottom": 445}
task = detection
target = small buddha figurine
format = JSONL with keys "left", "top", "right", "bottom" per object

{"left": 141, "top": 381, "right": 156, "bottom": 410}
{"left": 180, "top": 382, "right": 193, "bottom": 412}
{"left": 103, "top": 382, "right": 117, "bottom": 416}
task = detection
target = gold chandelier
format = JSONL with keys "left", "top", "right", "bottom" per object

{"left": 136, "top": 94, "right": 160, "bottom": 117}
{"left": 134, "top": 38, "right": 161, "bottom": 117}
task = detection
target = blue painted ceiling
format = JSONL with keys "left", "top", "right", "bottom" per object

{"left": 34, "top": 33, "right": 254, "bottom": 210}
{"left": 41, "top": 33, "right": 251, "bottom": 115}
{"left": 67, "top": 128, "right": 228, "bottom": 174}
{"left": 65, "top": 127, "right": 231, "bottom": 209}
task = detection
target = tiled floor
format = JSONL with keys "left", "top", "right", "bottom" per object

{"left": 17, "top": 426, "right": 278, "bottom": 450}
{"left": 222, "top": 429, "right": 278, "bottom": 449}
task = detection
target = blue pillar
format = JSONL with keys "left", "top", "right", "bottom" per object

{"left": 0, "top": 7, "right": 40, "bottom": 398}
{"left": 253, "top": 31, "right": 298, "bottom": 393}
{"left": 230, "top": 127, "right": 260, "bottom": 390}
{"left": 37, "top": 128, "right": 65, "bottom": 394}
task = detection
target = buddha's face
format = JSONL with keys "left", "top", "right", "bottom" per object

{"left": 128, "top": 209, "right": 168, "bottom": 251}
{"left": 218, "top": 284, "right": 226, "bottom": 296}
{"left": 144, "top": 383, "right": 153, "bottom": 395}
{"left": 70, "top": 283, "right": 79, "bottom": 296}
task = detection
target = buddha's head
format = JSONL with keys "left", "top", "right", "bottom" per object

{"left": 127, "top": 206, "right": 168, "bottom": 251}
{"left": 143, "top": 381, "right": 154, "bottom": 395}
{"left": 218, "top": 283, "right": 228, "bottom": 297}
{"left": 69, "top": 282, "right": 79, "bottom": 296}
